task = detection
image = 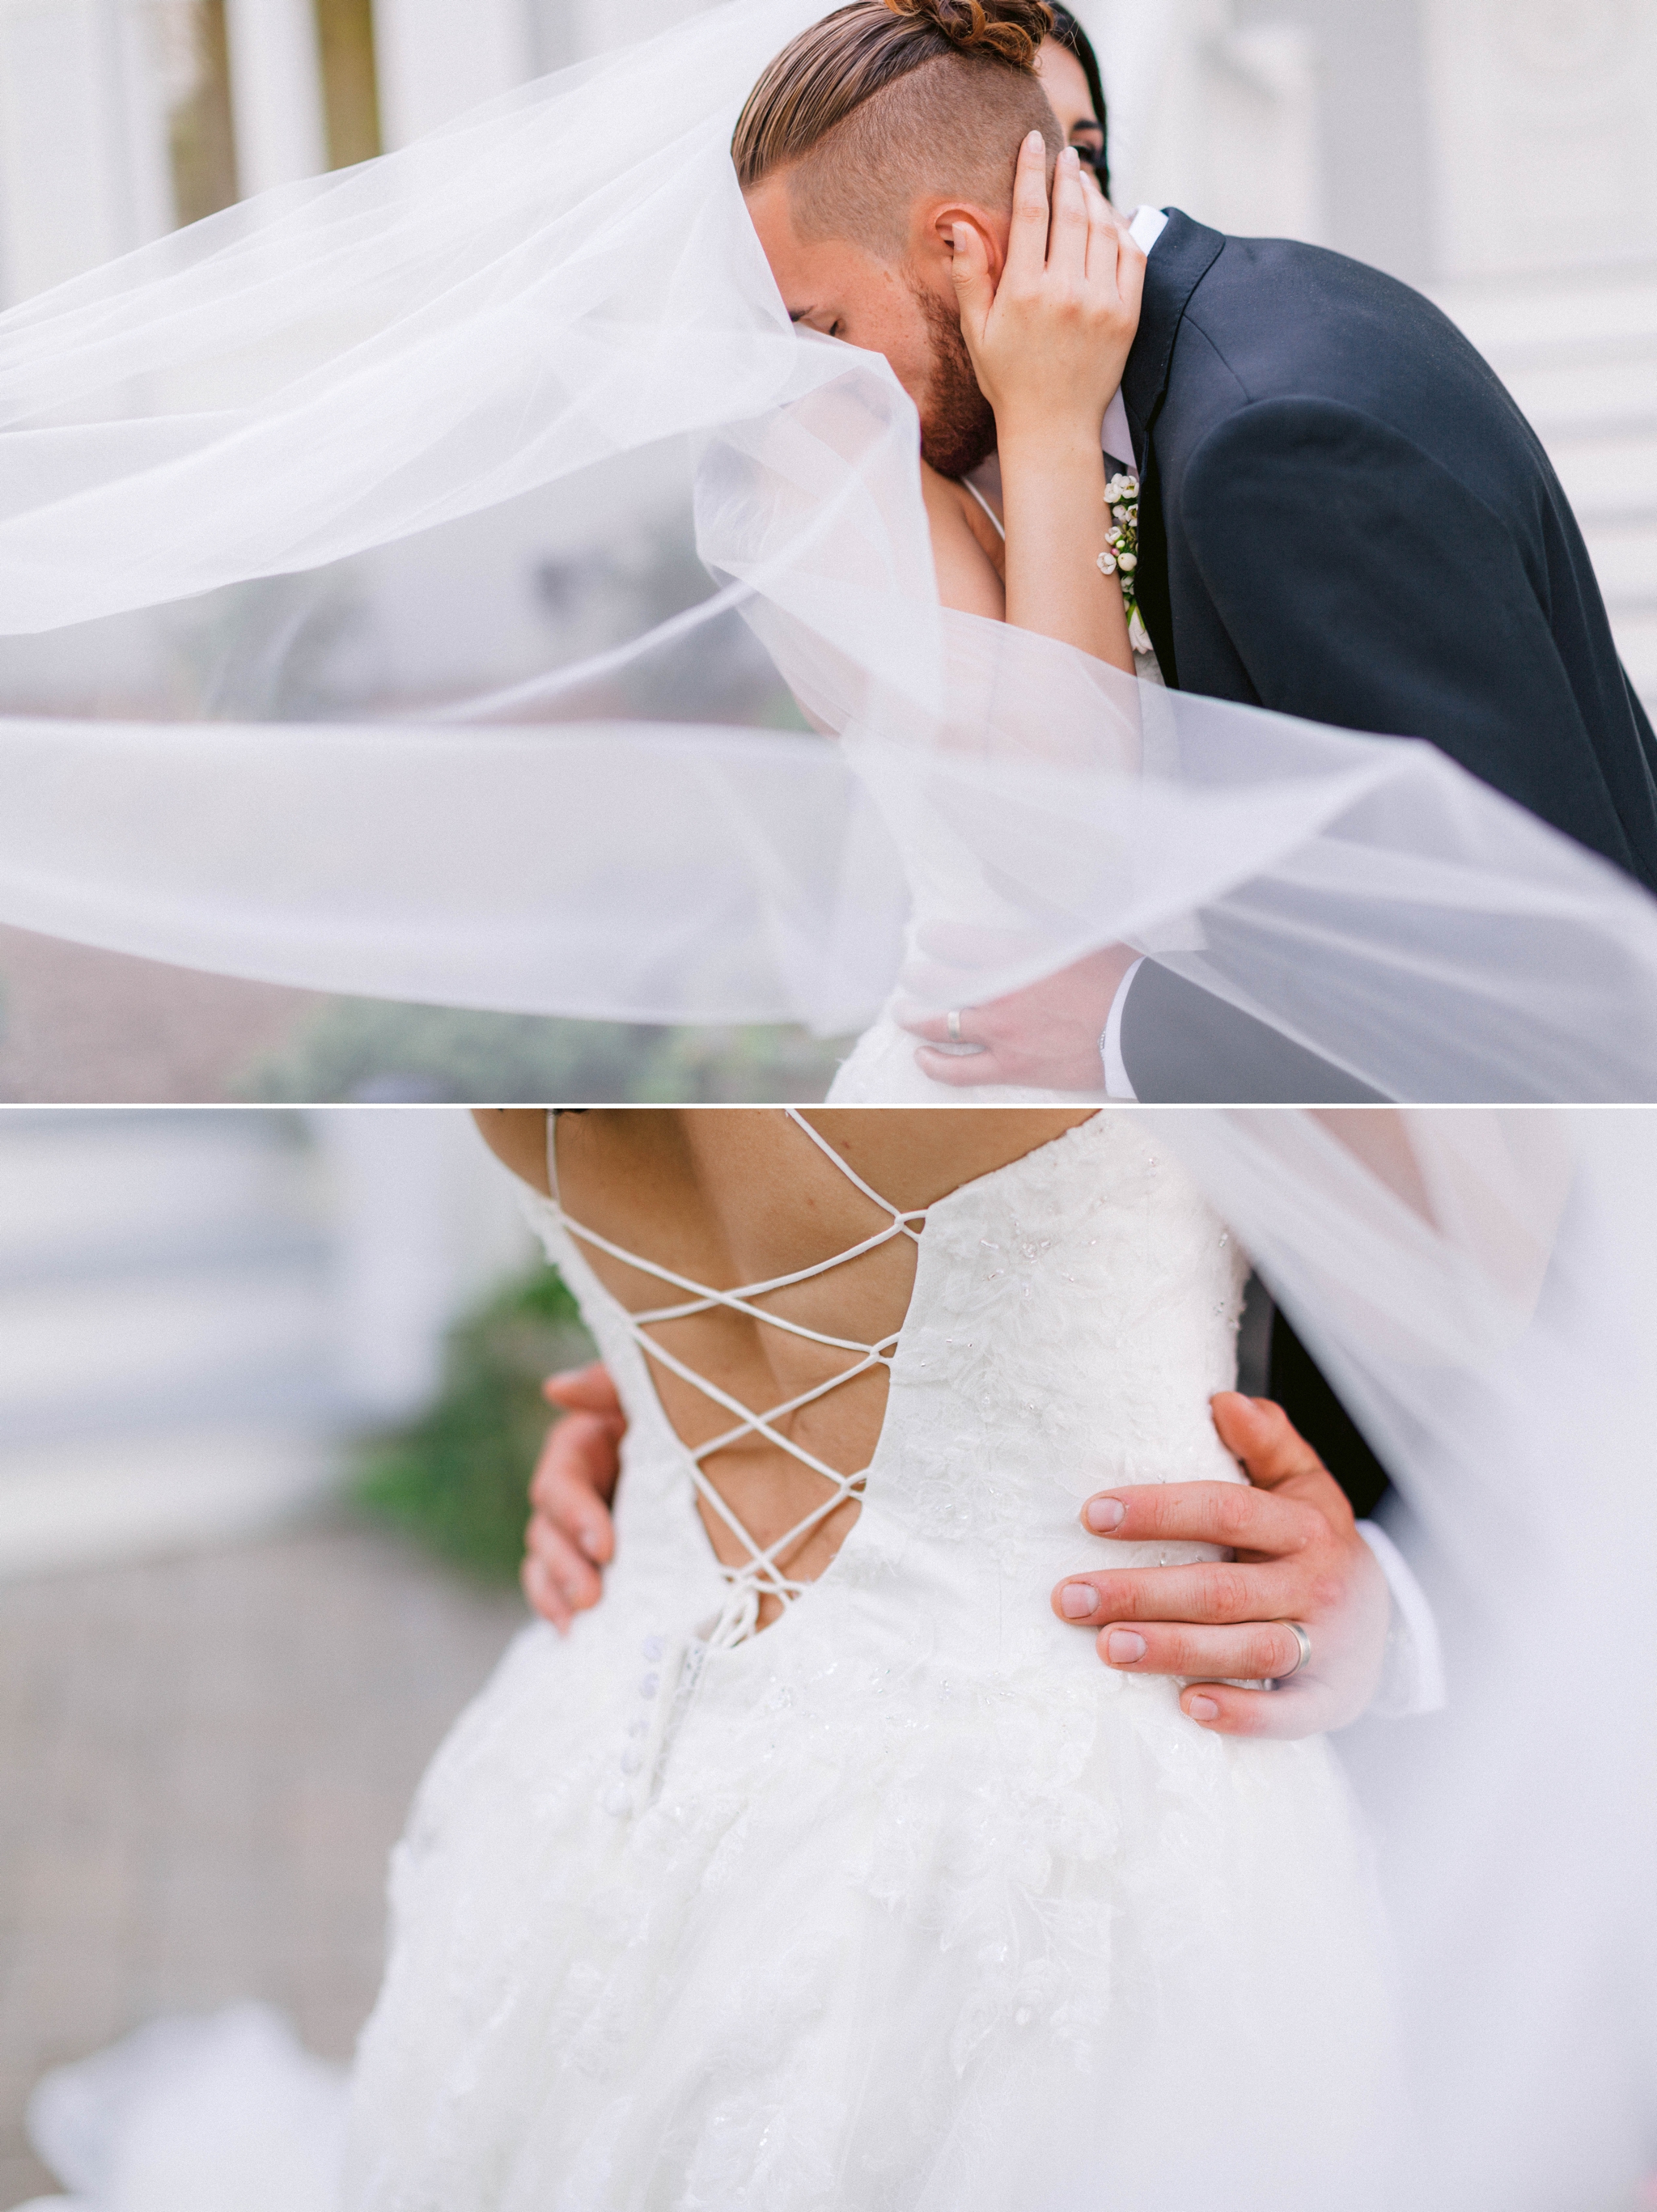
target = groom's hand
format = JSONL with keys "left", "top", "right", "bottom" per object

{"left": 902, "top": 943, "right": 1138, "bottom": 1090}
{"left": 523, "top": 1362, "right": 627, "bottom": 1634}
{"left": 1050, "top": 1392, "right": 1391, "bottom": 1735}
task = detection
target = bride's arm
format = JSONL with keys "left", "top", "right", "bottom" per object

{"left": 950, "top": 136, "right": 1142, "bottom": 674}
{"left": 921, "top": 461, "right": 1006, "bottom": 619}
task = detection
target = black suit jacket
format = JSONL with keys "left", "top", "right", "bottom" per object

{"left": 1113, "top": 212, "right": 1657, "bottom": 1104}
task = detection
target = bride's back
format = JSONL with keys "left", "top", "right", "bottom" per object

{"left": 480, "top": 1108, "right": 1091, "bottom": 1604}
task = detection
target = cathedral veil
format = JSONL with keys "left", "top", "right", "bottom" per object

{"left": 0, "top": 0, "right": 1651, "bottom": 1097}
{"left": 0, "top": 16, "right": 1652, "bottom": 2194}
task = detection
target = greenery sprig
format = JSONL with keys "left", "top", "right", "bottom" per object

{"left": 1096, "top": 471, "right": 1151, "bottom": 656}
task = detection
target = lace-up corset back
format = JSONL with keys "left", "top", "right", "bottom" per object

{"left": 546, "top": 1108, "right": 934, "bottom": 1651}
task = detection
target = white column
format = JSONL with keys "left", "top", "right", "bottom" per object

{"left": 371, "top": 0, "right": 535, "bottom": 148}
{"left": 1088, "top": 0, "right": 1324, "bottom": 245}
{"left": 0, "top": 0, "right": 172, "bottom": 303}
{"left": 1423, "top": 0, "right": 1657, "bottom": 281}
{"left": 567, "top": 0, "right": 718, "bottom": 60}
{"left": 224, "top": 0, "right": 327, "bottom": 195}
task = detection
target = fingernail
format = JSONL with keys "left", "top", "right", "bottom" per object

{"left": 1106, "top": 1630, "right": 1146, "bottom": 1664}
{"left": 1060, "top": 1583, "right": 1097, "bottom": 1620}
{"left": 1188, "top": 1695, "right": 1220, "bottom": 1723}
{"left": 1084, "top": 1497, "right": 1125, "bottom": 1532}
{"left": 1062, "top": 145, "right": 1080, "bottom": 167}
{"left": 578, "top": 1526, "right": 604, "bottom": 1558}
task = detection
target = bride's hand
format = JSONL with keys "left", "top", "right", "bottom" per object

{"left": 951, "top": 134, "right": 1143, "bottom": 458}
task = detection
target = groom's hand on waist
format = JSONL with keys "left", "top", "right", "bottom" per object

{"left": 523, "top": 1362, "right": 627, "bottom": 1634}
{"left": 1049, "top": 1392, "right": 1390, "bottom": 1736}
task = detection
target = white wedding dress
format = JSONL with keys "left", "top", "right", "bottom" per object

{"left": 16, "top": 1110, "right": 1392, "bottom": 2212}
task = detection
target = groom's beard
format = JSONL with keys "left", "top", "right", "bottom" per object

{"left": 910, "top": 282, "right": 998, "bottom": 480}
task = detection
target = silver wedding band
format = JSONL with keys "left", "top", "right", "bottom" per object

{"left": 1265, "top": 1621, "right": 1312, "bottom": 1691}
{"left": 947, "top": 1009, "right": 964, "bottom": 1044}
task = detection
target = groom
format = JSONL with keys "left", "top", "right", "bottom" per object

{"left": 738, "top": 0, "right": 1657, "bottom": 1104}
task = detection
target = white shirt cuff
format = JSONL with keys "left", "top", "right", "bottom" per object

{"left": 1100, "top": 956, "right": 1145, "bottom": 1100}
{"left": 1357, "top": 1518, "right": 1447, "bottom": 1718}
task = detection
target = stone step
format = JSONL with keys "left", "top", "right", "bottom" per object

{"left": 1574, "top": 516, "right": 1657, "bottom": 606}
{"left": 0, "top": 1259, "right": 337, "bottom": 1443}
{"left": 1437, "top": 263, "right": 1657, "bottom": 362}
{"left": 0, "top": 1109, "right": 324, "bottom": 1284}
{"left": 0, "top": 1425, "right": 339, "bottom": 1579}
{"left": 1544, "top": 432, "right": 1657, "bottom": 527}
{"left": 1498, "top": 352, "right": 1657, "bottom": 443}
{"left": 1613, "top": 612, "right": 1657, "bottom": 702}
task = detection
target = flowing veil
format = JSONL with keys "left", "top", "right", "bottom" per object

{"left": 0, "top": 10, "right": 1654, "bottom": 2204}
{"left": 0, "top": 0, "right": 1652, "bottom": 1096}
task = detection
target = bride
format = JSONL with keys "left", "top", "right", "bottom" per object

{"left": 345, "top": 1104, "right": 1393, "bottom": 2209}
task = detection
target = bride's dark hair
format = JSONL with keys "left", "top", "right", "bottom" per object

{"left": 1045, "top": 3, "right": 1110, "bottom": 197}
{"left": 733, "top": 0, "right": 1062, "bottom": 254}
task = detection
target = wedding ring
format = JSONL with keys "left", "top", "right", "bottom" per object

{"left": 947, "top": 1009, "right": 964, "bottom": 1044}
{"left": 1265, "top": 1621, "right": 1312, "bottom": 1690}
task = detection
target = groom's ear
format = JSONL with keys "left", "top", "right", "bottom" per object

{"left": 923, "top": 201, "right": 1008, "bottom": 286}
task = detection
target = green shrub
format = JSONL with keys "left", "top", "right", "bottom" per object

{"left": 354, "top": 1263, "right": 596, "bottom": 1583}
{"left": 235, "top": 998, "right": 853, "bottom": 1104}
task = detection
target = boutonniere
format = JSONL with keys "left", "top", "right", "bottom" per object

{"left": 1096, "top": 472, "right": 1152, "bottom": 656}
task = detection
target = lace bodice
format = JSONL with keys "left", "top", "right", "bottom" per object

{"left": 515, "top": 1110, "right": 1250, "bottom": 1807}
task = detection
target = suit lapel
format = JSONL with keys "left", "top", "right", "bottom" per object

{"left": 1121, "top": 210, "right": 1226, "bottom": 450}
{"left": 1120, "top": 212, "right": 1227, "bottom": 689}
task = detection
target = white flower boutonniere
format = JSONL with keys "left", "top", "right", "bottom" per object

{"left": 1096, "top": 472, "right": 1152, "bottom": 657}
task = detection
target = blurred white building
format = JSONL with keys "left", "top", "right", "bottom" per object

{"left": 0, "top": 0, "right": 1647, "bottom": 693}
{"left": 0, "top": 1108, "right": 534, "bottom": 1578}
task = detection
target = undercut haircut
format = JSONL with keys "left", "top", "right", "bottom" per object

{"left": 733, "top": 0, "right": 1062, "bottom": 260}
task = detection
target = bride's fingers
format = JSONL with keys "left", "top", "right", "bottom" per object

{"left": 1081, "top": 168, "right": 1121, "bottom": 287}
{"left": 1048, "top": 146, "right": 1090, "bottom": 278}
{"left": 1002, "top": 129, "right": 1054, "bottom": 290}
{"left": 1092, "top": 1617, "right": 1308, "bottom": 1683}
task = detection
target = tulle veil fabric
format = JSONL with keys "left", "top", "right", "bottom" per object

{"left": 0, "top": 2, "right": 1652, "bottom": 2205}
{"left": 0, "top": 0, "right": 1652, "bottom": 1095}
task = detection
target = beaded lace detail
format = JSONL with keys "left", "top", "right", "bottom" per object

{"left": 549, "top": 1108, "right": 928, "bottom": 1651}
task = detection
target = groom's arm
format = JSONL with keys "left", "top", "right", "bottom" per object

{"left": 1180, "top": 395, "right": 1640, "bottom": 870}
{"left": 1112, "top": 395, "right": 1637, "bottom": 1105}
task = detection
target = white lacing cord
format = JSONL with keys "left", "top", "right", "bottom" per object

{"left": 553, "top": 1108, "right": 929, "bottom": 1650}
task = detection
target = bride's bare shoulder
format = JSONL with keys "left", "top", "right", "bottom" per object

{"left": 473, "top": 1108, "right": 551, "bottom": 1195}
{"left": 919, "top": 462, "right": 1006, "bottom": 621}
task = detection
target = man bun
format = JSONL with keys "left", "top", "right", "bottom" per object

{"left": 883, "top": 0, "right": 1055, "bottom": 70}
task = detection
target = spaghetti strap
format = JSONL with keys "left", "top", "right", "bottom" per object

{"left": 545, "top": 1112, "right": 562, "bottom": 1204}
{"left": 959, "top": 475, "right": 1006, "bottom": 543}
{"left": 783, "top": 1108, "right": 925, "bottom": 1227}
